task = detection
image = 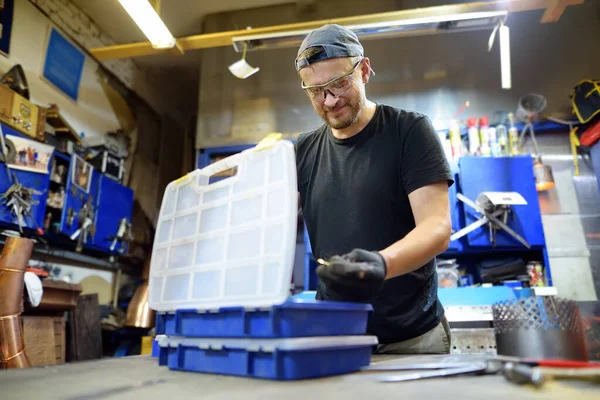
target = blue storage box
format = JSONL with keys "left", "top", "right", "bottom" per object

{"left": 151, "top": 338, "right": 160, "bottom": 358}
{"left": 155, "top": 300, "right": 372, "bottom": 338}
{"left": 156, "top": 335, "right": 377, "bottom": 380}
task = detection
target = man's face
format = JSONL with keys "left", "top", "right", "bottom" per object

{"left": 299, "top": 57, "right": 368, "bottom": 129}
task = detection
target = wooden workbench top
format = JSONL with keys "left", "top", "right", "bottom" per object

{"left": 0, "top": 354, "right": 598, "bottom": 399}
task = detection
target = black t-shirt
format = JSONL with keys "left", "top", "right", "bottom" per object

{"left": 295, "top": 104, "right": 454, "bottom": 344}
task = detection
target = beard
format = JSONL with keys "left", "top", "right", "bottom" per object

{"left": 316, "top": 94, "right": 365, "bottom": 130}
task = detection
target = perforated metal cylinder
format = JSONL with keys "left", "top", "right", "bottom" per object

{"left": 492, "top": 297, "right": 588, "bottom": 360}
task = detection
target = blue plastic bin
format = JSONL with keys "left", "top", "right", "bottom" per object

{"left": 151, "top": 338, "right": 160, "bottom": 358}
{"left": 156, "top": 335, "right": 377, "bottom": 380}
{"left": 155, "top": 300, "right": 372, "bottom": 338}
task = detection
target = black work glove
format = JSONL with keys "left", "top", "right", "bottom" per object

{"left": 316, "top": 249, "right": 387, "bottom": 303}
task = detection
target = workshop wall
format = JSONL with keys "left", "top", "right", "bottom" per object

{"left": 195, "top": 0, "right": 600, "bottom": 147}
{"left": 0, "top": 0, "right": 120, "bottom": 144}
{"left": 28, "top": 0, "right": 192, "bottom": 130}
{"left": 529, "top": 134, "right": 600, "bottom": 301}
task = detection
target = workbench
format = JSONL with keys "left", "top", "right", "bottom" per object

{"left": 1, "top": 354, "right": 598, "bottom": 399}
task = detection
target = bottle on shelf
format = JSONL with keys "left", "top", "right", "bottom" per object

{"left": 479, "top": 117, "right": 491, "bottom": 156}
{"left": 489, "top": 127, "right": 500, "bottom": 156}
{"left": 449, "top": 119, "right": 463, "bottom": 159}
{"left": 467, "top": 117, "right": 480, "bottom": 155}
{"left": 508, "top": 113, "right": 520, "bottom": 155}
{"left": 496, "top": 124, "right": 509, "bottom": 156}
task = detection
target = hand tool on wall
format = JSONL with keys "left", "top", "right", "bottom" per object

{"left": 109, "top": 217, "right": 133, "bottom": 253}
{"left": 0, "top": 175, "right": 43, "bottom": 234}
{"left": 70, "top": 200, "right": 94, "bottom": 252}
{"left": 451, "top": 192, "right": 530, "bottom": 248}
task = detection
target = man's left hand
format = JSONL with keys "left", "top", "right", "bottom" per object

{"left": 316, "top": 249, "right": 387, "bottom": 302}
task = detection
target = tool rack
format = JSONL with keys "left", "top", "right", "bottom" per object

{"left": 0, "top": 122, "right": 134, "bottom": 255}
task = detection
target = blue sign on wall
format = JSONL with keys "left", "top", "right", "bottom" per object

{"left": 43, "top": 28, "right": 85, "bottom": 102}
{"left": 0, "top": 0, "right": 14, "bottom": 57}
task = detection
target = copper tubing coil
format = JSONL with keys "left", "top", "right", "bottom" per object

{"left": 0, "top": 237, "right": 34, "bottom": 369}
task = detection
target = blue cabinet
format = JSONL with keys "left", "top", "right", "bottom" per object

{"left": 0, "top": 122, "right": 134, "bottom": 254}
{"left": 91, "top": 175, "right": 134, "bottom": 252}
{"left": 459, "top": 156, "right": 545, "bottom": 247}
{"left": 58, "top": 155, "right": 94, "bottom": 240}
{"left": 447, "top": 162, "right": 464, "bottom": 251}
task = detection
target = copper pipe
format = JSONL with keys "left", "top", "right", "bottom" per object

{"left": 125, "top": 257, "right": 155, "bottom": 329}
{"left": 0, "top": 237, "right": 34, "bottom": 369}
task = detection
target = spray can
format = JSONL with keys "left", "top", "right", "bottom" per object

{"left": 508, "top": 113, "right": 520, "bottom": 155}
{"left": 449, "top": 119, "right": 463, "bottom": 158}
{"left": 467, "top": 118, "right": 480, "bottom": 155}
{"left": 497, "top": 124, "right": 509, "bottom": 156}
{"left": 479, "top": 117, "right": 490, "bottom": 156}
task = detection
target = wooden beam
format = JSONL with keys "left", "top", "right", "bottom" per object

{"left": 540, "top": 0, "right": 584, "bottom": 23}
{"left": 169, "top": 40, "right": 185, "bottom": 56}
{"left": 149, "top": 0, "right": 161, "bottom": 14}
{"left": 90, "top": 0, "right": 584, "bottom": 60}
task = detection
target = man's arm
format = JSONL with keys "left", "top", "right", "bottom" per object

{"left": 379, "top": 181, "right": 451, "bottom": 279}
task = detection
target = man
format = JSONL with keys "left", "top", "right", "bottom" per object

{"left": 294, "top": 24, "right": 454, "bottom": 354}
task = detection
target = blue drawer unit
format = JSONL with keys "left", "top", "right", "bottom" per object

{"left": 459, "top": 156, "right": 545, "bottom": 247}
{"left": 58, "top": 154, "right": 94, "bottom": 240}
{"left": 90, "top": 175, "right": 133, "bottom": 252}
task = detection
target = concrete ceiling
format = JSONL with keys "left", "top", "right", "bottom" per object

{"left": 71, "top": 0, "right": 297, "bottom": 68}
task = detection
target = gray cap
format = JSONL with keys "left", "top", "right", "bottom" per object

{"left": 295, "top": 24, "right": 364, "bottom": 71}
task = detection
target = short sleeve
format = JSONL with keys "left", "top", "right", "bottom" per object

{"left": 401, "top": 116, "right": 454, "bottom": 195}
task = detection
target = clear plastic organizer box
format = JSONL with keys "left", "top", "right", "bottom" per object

{"left": 155, "top": 335, "right": 378, "bottom": 380}
{"left": 148, "top": 140, "right": 297, "bottom": 312}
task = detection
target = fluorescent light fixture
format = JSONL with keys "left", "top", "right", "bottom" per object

{"left": 499, "top": 24, "right": 511, "bottom": 89}
{"left": 233, "top": 10, "right": 508, "bottom": 52}
{"left": 118, "top": 0, "right": 176, "bottom": 49}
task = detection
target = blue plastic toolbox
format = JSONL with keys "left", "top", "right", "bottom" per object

{"left": 156, "top": 335, "right": 377, "bottom": 380}
{"left": 155, "top": 299, "right": 373, "bottom": 338}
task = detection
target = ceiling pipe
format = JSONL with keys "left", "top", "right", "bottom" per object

{"left": 90, "top": 0, "right": 584, "bottom": 61}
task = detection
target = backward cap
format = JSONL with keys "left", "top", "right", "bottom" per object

{"left": 295, "top": 24, "right": 364, "bottom": 71}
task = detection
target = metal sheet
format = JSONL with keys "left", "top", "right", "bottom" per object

{"left": 445, "top": 305, "right": 493, "bottom": 322}
{"left": 450, "top": 328, "right": 496, "bottom": 355}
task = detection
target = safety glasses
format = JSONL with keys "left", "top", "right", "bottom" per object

{"left": 301, "top": 59, "right": 363, "bottom": 102}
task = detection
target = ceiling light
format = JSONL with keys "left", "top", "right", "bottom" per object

{"left": 232, "top": 10, "right": 508, "bottom": 52}
{"left": 489, "top": 21, "right": 511, "bottom": 90}
{"left": 499, "top": 24, "right": 511, "bottom": 89}
{"left": 118, "top": 0, "right": 176, "bottom": 49}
